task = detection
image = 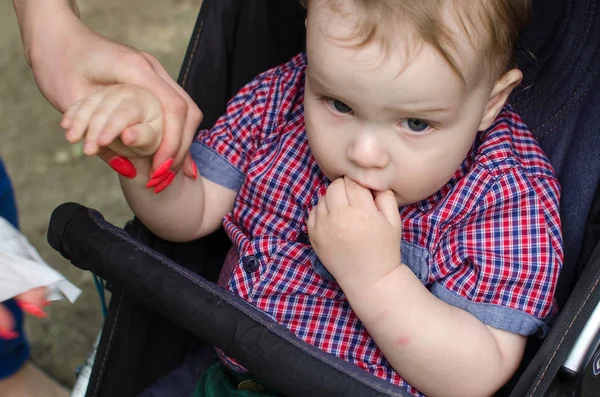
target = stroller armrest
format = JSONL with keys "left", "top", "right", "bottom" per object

{"left": 48, "top": 203, "right": 411, "bottom": 397}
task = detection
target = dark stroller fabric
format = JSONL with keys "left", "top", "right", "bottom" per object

{"left": 48, "top": 203, "right": 411, "bottom": 397}
{"left": 46, "top": 0, "right": 600, "bottom": 396}
{"left": 510, "top": 0, "right": 600, "bottom": 308}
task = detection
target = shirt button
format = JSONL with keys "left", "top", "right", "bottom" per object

{"left": 242, "top": 255, "right": 260, "bottom": 273}
{"left": 296, "top": 232, "right": 310, "bottom": 244}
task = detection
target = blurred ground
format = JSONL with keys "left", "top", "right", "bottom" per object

{"left": 1, "top": 0, "right": 200, "bottom": 387}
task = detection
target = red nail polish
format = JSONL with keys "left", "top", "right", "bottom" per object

{"left": 151, "top": 158, "right": 174, "bottom": 179}
{"left": 0, "top": 329, "right": 19, "bottom": 340}
{"left": 154, "top": 171, "right": 176, "bottom": 194}
{"left": 16, "top": 301, "right": 48, "bottom": 318}
{"left": 192, "top": 162, "right": 198, "bottom": 180}
{"left": 108, "top": 156, "right": 137, "bottom": 178}
{"left": 146, "top": 171, "right": 171, "bottom": 188}
{"left": 41, "top": 300, "right": 51, "bottom": 307}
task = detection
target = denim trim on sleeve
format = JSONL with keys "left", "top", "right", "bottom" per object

{"left": 190, "top": 141, "right": 245, "bottom": 191}
{"left": 430, "top": 283, "right": 549, "bottom": 337}
{"left": 309, "top": 240, "right": 431, "bottom": 284}
{"left": 401, "top": 241, "right": 430, "bottom": 284}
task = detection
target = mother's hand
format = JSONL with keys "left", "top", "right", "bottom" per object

{"left": 17, "top": 2, "right": 202, "bottom": 178}
{"left": 0, "top": 287, "right": 47, "bottom": 340}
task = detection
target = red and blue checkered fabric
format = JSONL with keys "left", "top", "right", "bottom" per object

{"left": 193, "top": 53, "right": 563, "bottom": 396}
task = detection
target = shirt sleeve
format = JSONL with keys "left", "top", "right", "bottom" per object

{"left": 191, "top": 71, "right": 273, "bottom": 191}
{"left": 430, "top": 167, "right": 563, "bottom": 337}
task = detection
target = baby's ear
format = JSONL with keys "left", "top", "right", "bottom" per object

{"left": 479, "top": 69, "right": 523, "bottom": 131}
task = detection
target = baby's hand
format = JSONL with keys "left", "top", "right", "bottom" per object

{"left": 61, "top": 84, "right": 163, "bottom": 158}
{"left": 307, "top": 177, "right": 402, "bottom": 291}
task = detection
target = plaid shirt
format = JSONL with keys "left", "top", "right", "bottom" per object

{"left": 192, "top": 53, "right": 563, "bottom": 396}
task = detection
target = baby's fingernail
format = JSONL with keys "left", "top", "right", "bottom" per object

{"left": 154, "top": 171, "right": 176, "bottom": 194}
{"left": 146, "top": 171, "right": 171, "bottom": 188}
{"left": 108, "top": 156, "right": 137, "bottom": 179}
{"left": 151, "top": 158, "right": 174, "bottom": 179}
{"left": 64, "top": 129, "right": 77, "bottom": 142}
{"left": 0, "top": 329, "right": 19, "bottom": 340}
{"left": 16, "top": 301, "right": 48, "bottom": 318}
{"left": 83, "top": 141, "right": 96, "bottom": 154}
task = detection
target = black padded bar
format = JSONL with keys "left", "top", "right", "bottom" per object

{"left": 48, "top": 203, "right": 411, "bottom": 397}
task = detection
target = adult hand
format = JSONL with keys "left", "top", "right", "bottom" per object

{"left": 0, "top": 287, "right": 47, "bottom": 340}
{"left": 17, "top": 3, "right": 201, "bottom": 178}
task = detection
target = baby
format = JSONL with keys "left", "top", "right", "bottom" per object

{"left": 61, "top": 0, "right": 563, "bottom": 396}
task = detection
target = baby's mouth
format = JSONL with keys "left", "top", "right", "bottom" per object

{"left": 345, "top": 177, "right": 384, "bottom": 192}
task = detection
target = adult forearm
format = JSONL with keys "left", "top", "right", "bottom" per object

{"left": 343, "top": 265, "right": 521, "bottom": 397}
{"left": 12, "top": 0, "right": 80, "bottom": 65}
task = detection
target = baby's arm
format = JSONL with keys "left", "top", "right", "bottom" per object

{"left": 344, "top": 268, "right": 526, "bottom": 397}
{"left": 62, "top": 84, "right": 236, "bottom": 242}
{"left": 309, "top": 178, "right": 530, "bottom": 397}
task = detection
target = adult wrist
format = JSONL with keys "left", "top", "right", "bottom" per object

{"left": 12, "top": 0, "right": 80, "bottom": 66}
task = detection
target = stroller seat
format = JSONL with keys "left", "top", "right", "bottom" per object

{"left": 47, "top": 0, "right": 600, "bottom": 396}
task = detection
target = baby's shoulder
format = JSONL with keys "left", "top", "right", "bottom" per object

{"left": 474, "top": 105, "right": 556, "bottom": 181}
{"left": 241, "top": 53, "right": 307, "bottom": 135}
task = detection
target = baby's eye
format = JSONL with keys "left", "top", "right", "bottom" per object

{"left": 401, "top": 119, "right": 430, "bottom": 133}
{"left": 327, "top": 99, "right": 353, "bottom": 114}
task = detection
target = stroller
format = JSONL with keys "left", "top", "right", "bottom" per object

{"left": 47, "top": 0, "right": 600, "bottom": 396}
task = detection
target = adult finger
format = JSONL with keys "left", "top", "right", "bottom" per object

{"left": 183, "top": 153, "right": 198, "bottom": 180}
{"left": 0, "top": 303, "right": 15, "bottom": 335}
{"left": 141, "top": 53, "right": 202, "bottom": 175}
{"left": 15, "top": 287, "right": 49, "bottom": 318}
{"left": 112, "top": 53, "right": 189, "bottom": 170}
{"left": 16, "top": 287, "right": 48, "bottom": 306}
{"left": 373, "top": 190, "right": 401, "bottom": 227}
{"left": 344, "top": 177, "right": 377, "bottom": 210}
{"left": 97, "top": 147, "right": 138, "bottom": 179}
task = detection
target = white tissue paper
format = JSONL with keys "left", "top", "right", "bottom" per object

{"left": 0, "top": 216, "right": 81, "bottom": 303}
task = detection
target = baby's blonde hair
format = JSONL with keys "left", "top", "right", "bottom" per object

{"left": 302, "top": 0, "right": 531, "bottom": 83}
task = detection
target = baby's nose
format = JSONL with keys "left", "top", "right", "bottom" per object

{"left": 346, "top": 134, "right": 389, "bottom": 169}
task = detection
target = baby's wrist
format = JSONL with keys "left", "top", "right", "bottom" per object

{"left": 336, "top": 262, "right": 404, "bottom": 299}
{"left": 341, "top": 264, "right": 408, "bottom": 322}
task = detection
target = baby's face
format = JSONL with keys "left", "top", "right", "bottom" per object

{"left": 304, "top": 2, "right": 496, "bottom": 205}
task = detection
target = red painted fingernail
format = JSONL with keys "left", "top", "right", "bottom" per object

{"left": 192, "top": 162, "right": 198, "bottom": 180}
{"left": 151, "top": 158, "right": 174, "bottom": 179}
{"left": 41, "top": 300, "right": 51, "bottom": 307}
{"left": 0, "top": 329, "right": 19, "bottom": 340}
{"left": 16, "top": 301, "right": 48, "bottom": 318}
{"left": 154, "top": 171, "right": 176, "bottom": 194}
{"left": 146, "top": 171, "right": 171, "bottom": 188}
{"left": 109, "top": 156, "right": 137, "bottom": 179}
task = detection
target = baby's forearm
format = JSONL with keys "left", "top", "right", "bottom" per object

{"left": 342, "top": 265, "right": 524, "bottom": 397}
{"left": 119, "top": 158, "right": 208, "bottom": 242}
